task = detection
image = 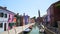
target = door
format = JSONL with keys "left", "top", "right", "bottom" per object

{"left": 0, "top": 23, "right": 3, "bottom": 32}
{"left": 4, "top": 23, "right": 6, "bottom": 31}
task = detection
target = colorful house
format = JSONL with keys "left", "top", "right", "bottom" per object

{"left": 0, "top": 6, "right": 15, "bottom": 32}
{"left": 47, "top": 1, "right": 60, "bottom": 27}
{"left": 24, "top": 15, "right": 29, "bottom": 25}
{"left": 0, "top": 6, "right": 9, "bottom": 32}
{"left": 20, "top": 15, "right": 24, "bottom": 26}
{"left": 8, "top": 13, "right": 16, "bottom": 30}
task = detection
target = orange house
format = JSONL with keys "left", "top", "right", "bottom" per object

{"left": 13, "top": 17, "right": 17, "bottom": 23}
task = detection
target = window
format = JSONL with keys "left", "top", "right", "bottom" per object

{"left": 0, "top": 13, "right": 4, "bottom": 17}
{"left": 8, "top": 15, "right": 11, "bottom": 20}
{"left": 9, "top": 23, "right": 15, "bottom": 29}
{"left": 0, "top": 23, "right": 3, "bottom": 28}
{"left": 5, "top": 14, "right": 7, "bottom": 18}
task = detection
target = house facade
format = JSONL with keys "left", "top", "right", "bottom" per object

{"left": 0, "top": 6, "right": 15, "bottom": 32}
{"left": 47, "top": 1, "right": 60, "bottom": 27}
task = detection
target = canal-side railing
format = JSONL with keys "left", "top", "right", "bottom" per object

{"left": 45, "top": 27, "right": 56, "bottom": 34}
{"left": 0, "top": 23, "right": 35, "bottom": 34}
{"left": 58, "top": 21, "right": 60, "bottom": 34}
{"left": 45, "top": 21, "right": 60, "bottom": 34}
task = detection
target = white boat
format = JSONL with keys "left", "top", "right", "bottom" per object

{"left": 39, "top": 24, "right": 45, "bottom": 33}
{"left": 24, "top": 28, "right": 31, "bottom": 32}
{"left": 39, "top": 28, "right": 44, "bottom": 33}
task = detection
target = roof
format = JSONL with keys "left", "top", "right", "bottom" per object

{"left": 47, "top": 1, "right": 60, "bottom": 12}
{"left": 0, "top": 6, "right": 16, "bottom": 15}
{"left": 49, "top": 1, "right": 60, "bottom": 7}
{"left": 53, "top": 1, "right": 60, "bottom": 5}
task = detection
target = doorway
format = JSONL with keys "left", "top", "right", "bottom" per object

{"left": 4, "top": 23, "right": 6, "bottom": 31}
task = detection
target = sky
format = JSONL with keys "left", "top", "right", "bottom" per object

{"left": 0, "top": 0, "right": 59, "bottom": 18}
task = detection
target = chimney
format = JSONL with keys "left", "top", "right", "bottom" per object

{"left": 4, "top": 7, "right": 7, "bottom": 10}
{"left": 0, "top": 6, "right": 7, "bottom": 10}
{"left": 17, "top": 13, "right": 19, "bottom": 15}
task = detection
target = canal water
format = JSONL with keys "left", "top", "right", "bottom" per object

{"left": 23, "top": 24, "right": 44, "bottom": 34}
{"left": 28, "top": 26, "right": 40, "bottom": 34}
{"left": 19, "top": 23, "right": 44, "bottom": 34}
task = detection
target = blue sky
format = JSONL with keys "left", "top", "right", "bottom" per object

{"left": 0, "top": 0, "right": 58, "bottom": 17}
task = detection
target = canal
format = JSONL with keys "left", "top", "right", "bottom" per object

{"left": 28, "top": 26, "right": 40, "bottom": 34}
{"left": 23, "top": 23, "right": 44, "bottom": 34}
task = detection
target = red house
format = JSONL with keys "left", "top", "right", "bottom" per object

{"left": 47, "top": 1, "right": 60, "bottom": 27}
